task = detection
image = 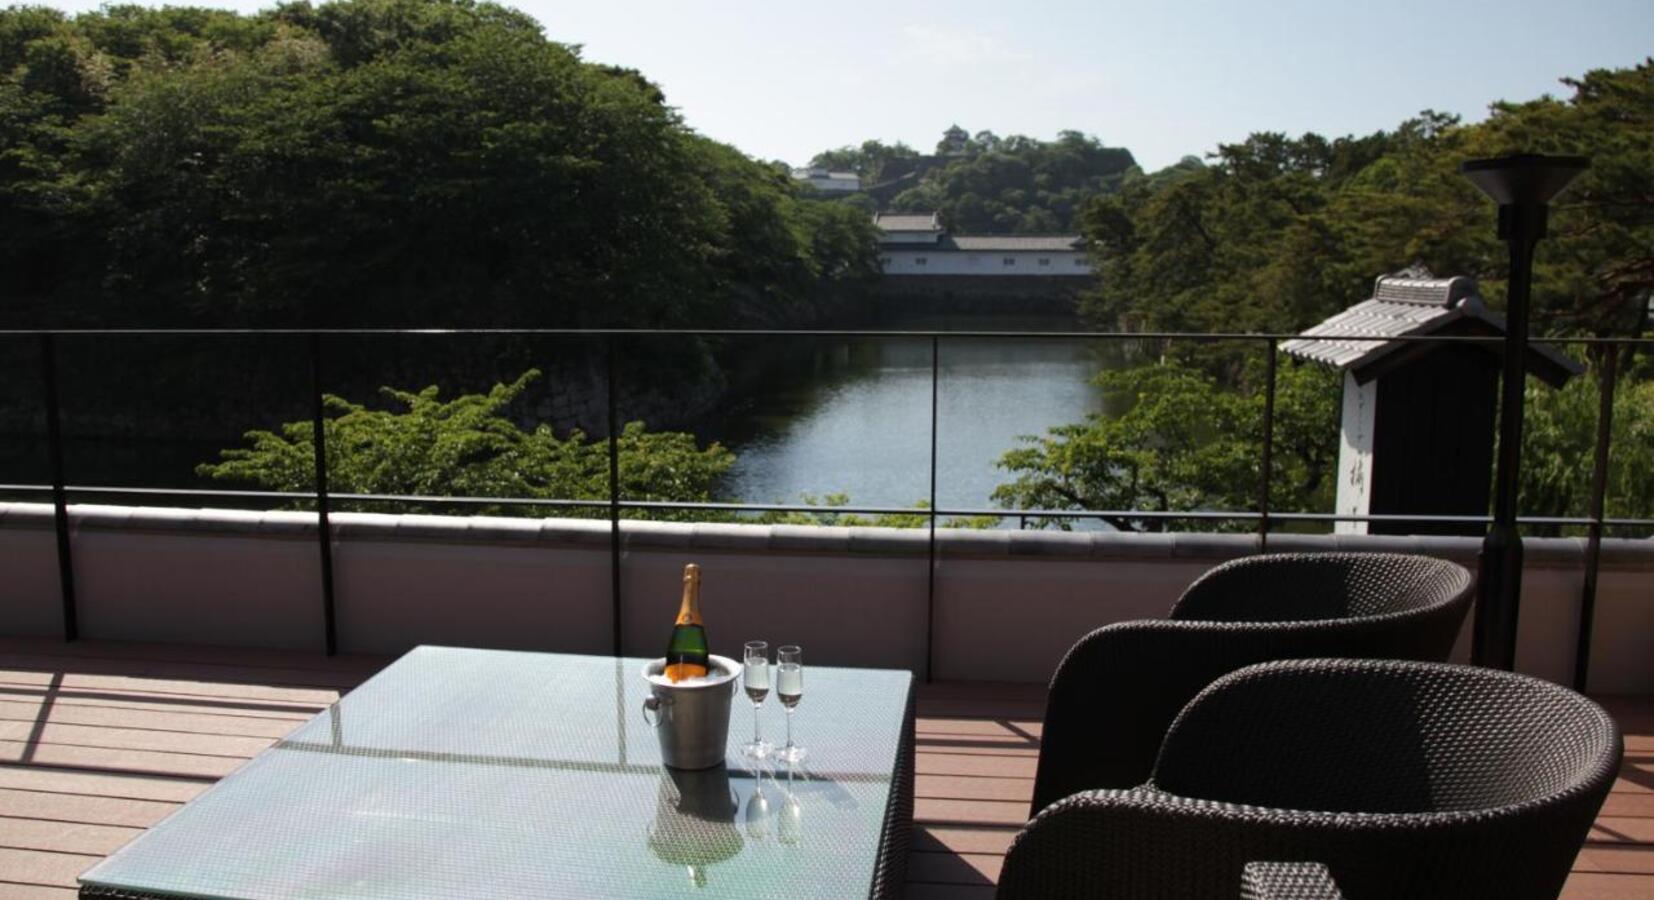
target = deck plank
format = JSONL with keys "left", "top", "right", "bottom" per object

{"left": 0, "top": 789, "right": 179, "bottom": 829}
{"left": 912, "top": 825, "right": 1019, "bottom": 856}
{"left": 0, "top": 654, "right": 362, "bottom": 692}
{"left": 0, "top": 739, "right": 246, "bottom": 779}
{"left": 0, "top": 884, "right": 79, "bottom": 899}
{"left": 0, "top": 639, "right": 384, "bottom": 676}
{"left": 1561, "top": 871, "right": 1654, "bottom": 899}
{"left": 0, "top": 721, "right": 274, "bottom": 759}
{"left": 0, "top": 686, "right": 318, "bottom": 723}
{"left": 916, "top": 718, "right": 1042, "bottom": 739}
{"left": 907, "top": 849, "right": 1003, "bottom": 885}
{"left": 904, "top": 884, "right": 996, "bottom": 900}
{"left": 0, "top": 817, "right": 141, "bottom": 856}
{"left": 917, "top": 752, "right": 1037, "bottom": 779}
{"left": 0, "top": 698, "right": 304, "bottom": 738}
{"left": 0, "top": 767, "right": 209, "bottom": 804}
{"left": 0, "top": 846, "right": 99, "bottom": 889}
{"left": 1601, "top": 794, "right": 1654, "bottom": 817}
{"left": 1573, "top": 844, "right": 1654, "bottom": 875}
{"left": 0, "top": 669, "right": 342, "bottom": 706}
{"left": 916, "top": 774, "right": 1033, "bottom": 803}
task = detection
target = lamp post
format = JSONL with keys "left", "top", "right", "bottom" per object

{"left": 1460, "top": 153, "right": 1588, "bottom": 670}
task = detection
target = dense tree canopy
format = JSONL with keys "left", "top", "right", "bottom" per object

{"left": 892, "top": 130, "right": 1136, "bottom": 234}
{"left": 809, "top": 129, "right": 1136, "bottom": 233}
{"left": 1080, "top": 62, "right": 1654, "bottom": 341}
{"left": 0, "top": 0, "right": 880, "bottom": 327}
{"left": 809, "top": 139, "right": 920, "bottom": 186}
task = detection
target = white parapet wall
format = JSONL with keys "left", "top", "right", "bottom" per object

{"left": 1, "top": 502, "right": 1650, "bottom": 693}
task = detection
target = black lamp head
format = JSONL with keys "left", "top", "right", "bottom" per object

{"left": 1460, "top": 154, "right": 1589, "bottom": 207}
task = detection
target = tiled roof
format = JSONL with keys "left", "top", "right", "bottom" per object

{"left": 1283, "top": 274, "right": 1582, "bottom": 384}
{"left": 873, "top": 212, "right": 942, "bottom": 232}
{"left": 950, "top": 235, "right": 1083, "bottom": 252}
{"left": 878, "top": 234, "right": 1084, "bottom": 253}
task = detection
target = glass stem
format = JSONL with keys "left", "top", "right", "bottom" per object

{"left": 753, "top": 703, "right": 762, "bottom": 743}
{"left": 785, "top": 708, "right": 794, "bottom": 750}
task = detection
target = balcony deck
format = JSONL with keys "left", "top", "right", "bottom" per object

{"left": 0, "top": 638, "right": 1646, "bottom": 899}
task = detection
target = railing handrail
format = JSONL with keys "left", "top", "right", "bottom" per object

{"left": 4, "top": 483, "right": 1653, "bottom": 530}
{"left": 1, "top": 326, "right": 1649, "bottom": 345}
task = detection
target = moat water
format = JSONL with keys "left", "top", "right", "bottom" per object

{"left": 710, "top": 314, "right": 1120, "bottom": 516}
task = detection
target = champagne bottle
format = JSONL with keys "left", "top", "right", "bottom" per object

{"left": 664, "top": 563, "right": 709, "bottom": 682}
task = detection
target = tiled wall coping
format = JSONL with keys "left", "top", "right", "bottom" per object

{"left": 2, "top": 502, "right": 1650, "bottom": 570}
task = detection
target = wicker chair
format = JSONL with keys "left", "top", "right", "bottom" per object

{"left": 998, "top": 659, "right": 1622, "bottom": 900}
{"left": 1030, "top": 553, "right": 1473, "bottom": 813}
{"left": 1241, "top": 863, "right": 1345, "bottom": 900}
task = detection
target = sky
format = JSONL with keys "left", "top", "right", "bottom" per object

{"left": 40, "top": 0, "right": 1654, "bottom": 170}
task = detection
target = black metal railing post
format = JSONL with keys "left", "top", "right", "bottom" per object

{"left": 38, "top": 333, "right": 77, "bottom": 641}
{"left": 308, "top": 333, "right": 338, "bottom": 656}
{"left": 607, "top": 335, "right": 623, "bottom": 656}
{"left": 1573, "top": 347, "right": 1617, "bottom": 692}
{"left": 1259, "top": 337, "right": 1277, "bottom": 552}
{"left": 925, "top": 335, "right": 939, "bottom": 683}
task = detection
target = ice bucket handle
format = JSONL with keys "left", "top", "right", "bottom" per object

{"left": 642, "top": 693, "right": 673, "bottom": 727}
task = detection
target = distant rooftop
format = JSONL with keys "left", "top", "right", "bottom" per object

{"left": 794, "top": 168, "right": 858, "bottom": 180}
{"left": 873, "top": 212, "right": 943, "bottom": 232}
{"left": 873, "top": 212, "right": 1082, "bottom": 252}
{"left": 952, "top": 235, "right": 1082, "bottom": 252}
{"left": 1284, "top": 273, "right": 1582, "bottom": 386}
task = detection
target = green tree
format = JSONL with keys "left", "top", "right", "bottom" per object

{"left": 992, "top": 360, "right": 1340, "bottom": 531}
{"left": 0, "top": 0, "right": 880, "bottom": 328}
{"left": 809, "top": 139, "right": 920, "bottom": 185}
{"left": 884, "top": 129, "right": 1136, "bottom": 233}
{"left": 1520, "top": 370, "right": 1654, "bottom": 531}
{"left": 197, "top": 369, "right": 736, "bottom": 520}
{"left": 994, "top": 358, "right": 1654, "bottom": 531}
{"left": 1079, "top": 62, "right": 1654, "bottom": 345}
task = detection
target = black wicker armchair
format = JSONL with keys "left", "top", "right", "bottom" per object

{"left": 1031, "top": 553, "right": 1473, "bottom": 812}
{"left": 998, "top": 659, "right": 1622, "bottom": 900}
{"left": 1241, "top": 863, "right": 1345, "bottom": 900}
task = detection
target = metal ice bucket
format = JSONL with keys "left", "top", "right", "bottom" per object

{"left": 641, "top": 655, "right": 738, "bottom": 770}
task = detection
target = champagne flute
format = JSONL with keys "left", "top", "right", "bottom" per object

{"left": 742, "top": 641, "right": 772, "bottom": 760}
{"left": 775, "top": 645, "right": 806, "bottom": 764}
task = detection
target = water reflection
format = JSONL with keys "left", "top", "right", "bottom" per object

{"left": 716, "top": 324, "right": 1121, "bottom": 513}
{"left": 645, "top": 761, "right": 830, "bottom": 888}
{"left": 744, "top": 783, "right": 771, "bottom": 840}
{"left": 778, "top": 765, "right": 803, "bottom": 848}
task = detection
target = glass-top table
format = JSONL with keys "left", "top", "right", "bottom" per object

{"left": 79, "top": 646, "right": 915, "bottom": 900}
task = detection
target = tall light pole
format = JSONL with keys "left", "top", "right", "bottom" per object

{"left": 1460, "top": 153, "right": 1588, "bottom": 670}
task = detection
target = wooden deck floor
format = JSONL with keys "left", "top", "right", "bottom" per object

{"left": 0, "top": 638, "right": 1646, "bottom": 899}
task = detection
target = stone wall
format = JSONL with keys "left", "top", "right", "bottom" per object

{"left": 0, "top": 336, "right": 729, "bottom": 485}
{"left": 869, "top": 275, "right": 1084, "bottom": 316}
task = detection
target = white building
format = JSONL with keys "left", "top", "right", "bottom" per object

{"left": 792, "top": 167, "right": 862, "bottom": 193}
{"left": 874, "top": 212, "right": 1091, "bottom": 276}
